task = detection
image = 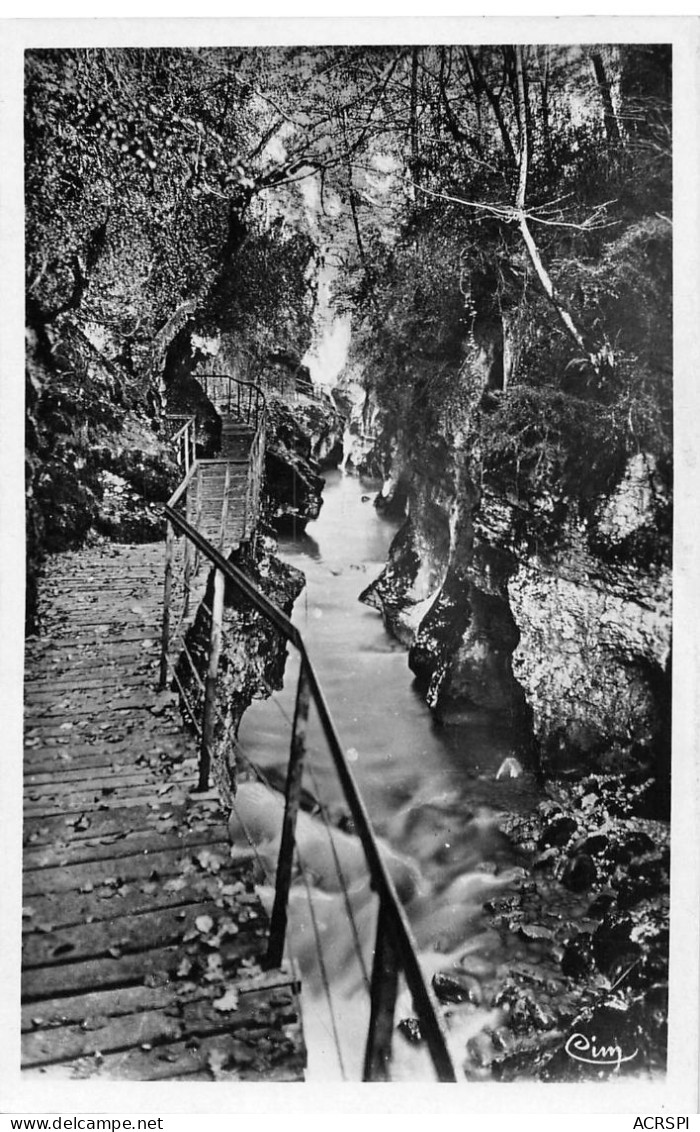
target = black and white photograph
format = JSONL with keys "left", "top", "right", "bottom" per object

{"left": 1, "top": 12, "right": 699, "bottom": 1118}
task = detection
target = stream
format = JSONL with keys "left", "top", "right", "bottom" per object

{"left": 235, "top": 469, "right": 542, "bottom": 1080}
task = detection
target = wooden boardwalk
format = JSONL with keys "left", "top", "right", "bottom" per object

{"left": 22, "top": 540, "right": 305, "bottom": 1081}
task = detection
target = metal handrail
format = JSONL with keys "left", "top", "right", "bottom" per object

{"left": 162, "top": 504, "right": 458, "bottom": 1082}
{"left": 199, "top": 373, "right": 267, "bottom": 429}
{"left": 167, "top": 460, "right": 198, "bottom": 510}
{"left": 164, "top": 414, "right": 197, "bottom": 474}
{"left": 161, "top": 381, "right": 269, "bottom": 769}
{"left": 164, "top": 412, "right": 194, "bottom": 434}
{"left": 263, "top": 372, "right": 335, "bottom": 408}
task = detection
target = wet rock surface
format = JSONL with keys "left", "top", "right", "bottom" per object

{"left": 264, "top": 394, "right": 344, "bottom": 532}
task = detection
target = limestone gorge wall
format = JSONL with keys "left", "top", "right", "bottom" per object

{"left": 361, "top": 414, "right": 672, "bottom": 778}
{"left": 506, "top": 456, "right": 671, "bottom": 771}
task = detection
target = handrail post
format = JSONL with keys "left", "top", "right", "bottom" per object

{"left": 192, "top": 467, "right": 203, "bottom": 575}
{"left": 363, "top": 900, "right": 400, "bottom": 1081}
{"left": 183, "top": 530, "right": 193, "bottom": 621}
{"left": 159, "top": 518, "right": 174, "bottom": 690}
{"left": 218, "top": 462, "right": 232, "bottom": 552}
{"left": 198, "top": 566, "right": 225, "bottom": 791}
{"left": 266, "top": 661, "right": 311, "bottom": 969}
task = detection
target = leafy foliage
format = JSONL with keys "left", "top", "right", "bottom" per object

{"left": 25, "top": 49, "right": 258, "bottom": 339}
{"left": 335, "top": 44, "right": 672, "bottom": 515}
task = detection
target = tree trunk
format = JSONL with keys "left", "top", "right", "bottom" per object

{"left": 409, "top": 47, "right": 420, "bottom": 194}
{"left": 466, "top": 47, "right": 516, "bottom": 168}
{"left": 512, "top": 46, "right": 599, "bottom": 370}
{"left": 591, "top": 51, "right": 622, "bottom": 144}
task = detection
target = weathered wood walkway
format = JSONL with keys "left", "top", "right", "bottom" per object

{"left": 22, "top": 540, "right": 305, "bottom": 1081}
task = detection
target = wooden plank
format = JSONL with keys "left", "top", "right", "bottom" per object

{"left": 21, "top": 981, "right": 182, "bottom": 1031}
{"left": 23, "top": 790, "right": 195, "bottom": 820}
{"left": 24, "top": 730, "right": 183, "bottom": 750}
{"left": 23, "top": 799, "right": 222, "bottom": 844}
{"left": 22, "top": 945, "right": 189, "bottom": 1001}
{"left": 23, "top": 839, "right": 232, "bottom": 895}
{"left": 22, "top": 1026, "right": 305, "bottom": 1081}
{"left": 21, "top": 933, "right": 260, "bottom": 1000}
{"left": 24, "top": 768, "right": 195, "bottom": 798}
{"left": 24, "top": 751, "right": 195, "bottom": 779}
{"left": 25, "top": 660, "right": 155, "bottom": 680}
{"left": 23, "top": 968, "right": 281, "bottom": 1059}
{"left": 22, "top": 963, "right": 300, "bottom": 1032}
{"left": 22, "top": 1005, "right": 186, "bottom": 1067}
{"left": 25, "top": 674, "right": 153, "bottom": 698}
{"left": 24, "top": 757, "right": 191, "bottom": 783}
{"left": 23, "top": 745, "right": 189, "bottom": 771}
{"left": 23, "top": 824, "right": 229, "bottom": 871}
{"left": 39, "top": 609, "right": 160, "bottom": 626}
{"left": 22, "top": 870, "right": 240, "bottom": 933}
{"left": 22, "top": 898, "right": 249, "bottom": 969}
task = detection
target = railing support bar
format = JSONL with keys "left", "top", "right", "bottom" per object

{"left": 363, "top": 901, "right": 400, "bottom": 1082}
{"left": 266, "top": 661, "right": 311, "bottom": 969}
{"left": 198, "top": 567, "right": 225, "bottom": 791}
{"left": 183, "top": 534, "right": 193, "bottom": 622}
{"left": 218, "top": 462, "right": 232, "bottom": 553}
{"left": 193, "top": 468, "right": 203, "bottom": 576}
{"left": 159, "top": 519, "right": 174, "bottom": 690}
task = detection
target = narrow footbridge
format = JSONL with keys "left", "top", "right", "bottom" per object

{"left": 22, "top": 374, "right": 457, "bottom": 1082}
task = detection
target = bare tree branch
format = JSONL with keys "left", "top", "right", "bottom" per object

{"left": 512, "top": 45, "right": 600, "bottom": 371}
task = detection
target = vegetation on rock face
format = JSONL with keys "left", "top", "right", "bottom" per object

{"left": 335, "top": 44, "right": 672, "bottom": 520}
{"left": 24, "top": 48, "right": 333, "bottom": 625}
{"left": 483, "top": 766, "right": 670, "bottom": 1080}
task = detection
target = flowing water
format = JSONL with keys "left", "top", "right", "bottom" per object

{"left": 235, "top": 469, "right": 541, "bottom": 1080}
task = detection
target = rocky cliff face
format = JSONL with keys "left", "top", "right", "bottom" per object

{"left": 505, "top": 454, "right": 671, "bottom": 775}
{"left": 264, "top": 391, "right": 345, "bottom": 532}
{"left": 362, "top": 422, "right": 671, "bottom": 780}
